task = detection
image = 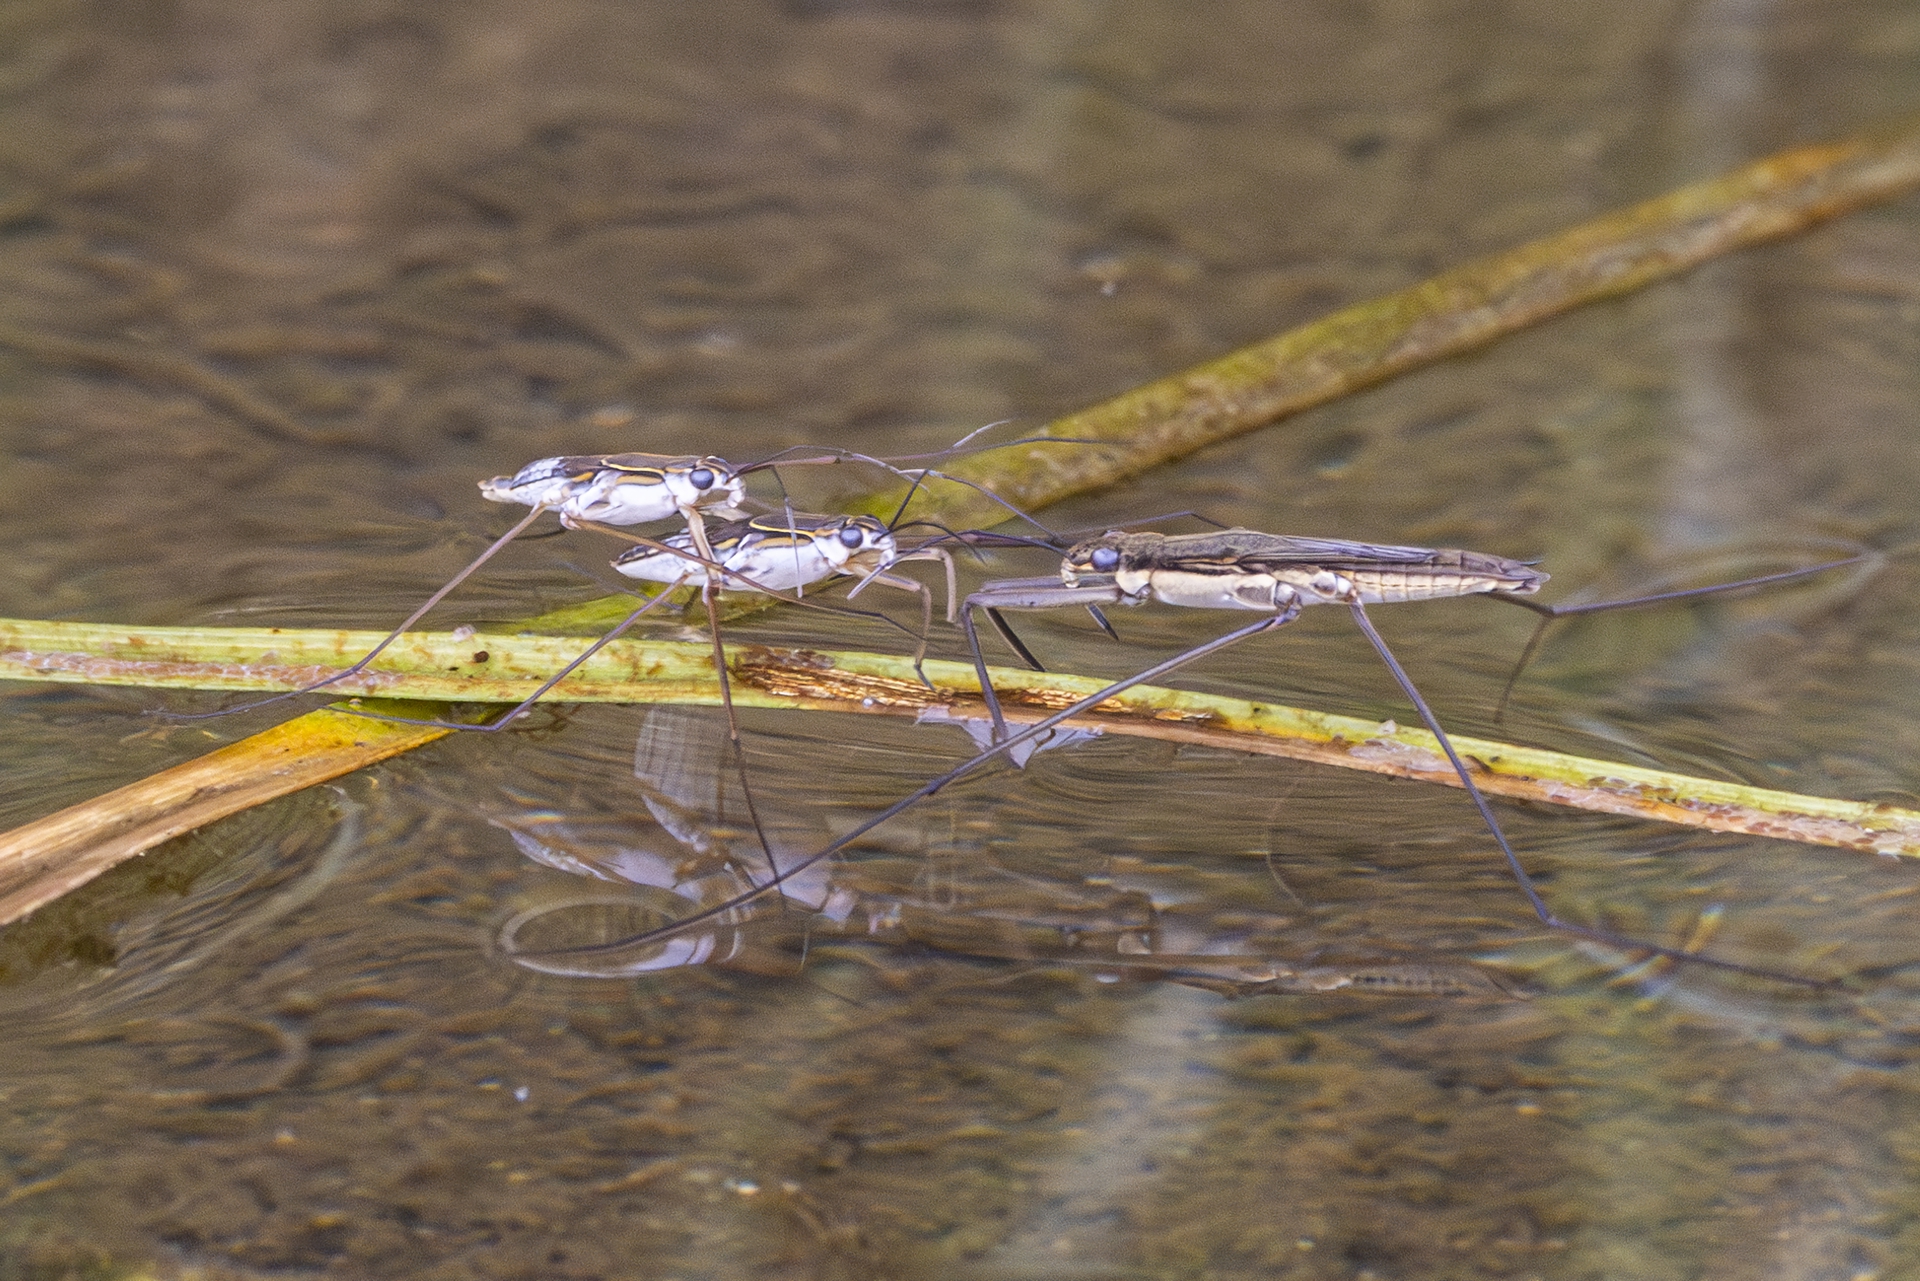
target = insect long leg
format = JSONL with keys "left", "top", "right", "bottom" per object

{"left": 1490, "top": 553, "right": 1875, "bottom": 723}
{"left": 517, "top": 610, "right": 1301, "bottom": 968}
{"left": 162, "top": 503, "right": 555, "bottom": 722}
{"left": 1342, "top": 598, "right": 1835, "bottom": 989}
{"left": 673, "top": 503, "right": 773, "bottom": 864}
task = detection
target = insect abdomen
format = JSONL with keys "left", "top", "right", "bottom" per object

{"left": 1349, "top": 554, "right": 1546, "bottom": 603}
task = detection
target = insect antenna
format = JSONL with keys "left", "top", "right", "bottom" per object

{"left": 892, "top": 524, "right": 1068, "bottom": 566}
{"left": 741, "top": 437, "right": 1071, "bottom": 541}
{"left": 1051, "top": 510, "right": 1233, "bottom": 537}
{"left": 743, "top": 422, "right": 1110, "bottom": 473}
{"left": 882, "top": 468, "right": 932, "bottom": 533}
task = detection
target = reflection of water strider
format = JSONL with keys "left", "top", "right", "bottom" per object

{"left": 495, "top": 709, "right": 1514, "bottom": 999}
{"left": 556, "top": 527, "right": 1868, "bottom": 991}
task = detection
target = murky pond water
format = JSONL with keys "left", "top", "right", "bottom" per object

{"left": 4, "top": 1, "right": 1920, "bottom": 1277}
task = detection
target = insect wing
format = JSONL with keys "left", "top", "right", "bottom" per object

{"left": 1209, "top": 534, "right": 1544, "bottom": 595}
{"left": 1223, "top": 534, "right": 1445, "bottom": 568}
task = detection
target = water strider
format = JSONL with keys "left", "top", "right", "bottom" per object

{"left": 536, "top": 526, "right": 1868, "bottom": 991}
{"left": 333, "top": 503, "right": 972, "bottom": 897}
{"left": 960, "top": 528, "right": 1873, "bottom": 987}
{"left": 478, "top": 451, "right": 748, "bottom": 534}
{"left": 165, "top": 452, "right": 751, "bottom": 722}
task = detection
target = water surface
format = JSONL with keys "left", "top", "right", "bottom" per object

{"left": 3, "top": 2, "right": 1920, "bottom": 1277}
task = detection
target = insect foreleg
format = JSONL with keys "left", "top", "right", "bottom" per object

{"left": 961, "top": 577, "right": 1125, "bottom": 738}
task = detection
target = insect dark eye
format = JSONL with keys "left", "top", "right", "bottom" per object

{"left": 1091, "top": 547, "right": 1121, "bottom": 573}
{"left": 689, "top": 467, "right": 715, "bottom": 490}
{"left": 838, "top": 526, "right": 866, "bottom": 549}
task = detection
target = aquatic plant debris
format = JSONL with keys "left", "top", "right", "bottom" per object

{"left": 0, "top": 618, "right": 1912, "bottom": 932}
{"left": 8, "top": 114, "right": 1920, "bottom": 920}
{"left": 0, "top": 693, "right": 451, "bottom": 926}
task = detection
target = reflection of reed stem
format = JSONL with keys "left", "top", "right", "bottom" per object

{"left": 0, "top": 693, "right": 447, "bottom": 925}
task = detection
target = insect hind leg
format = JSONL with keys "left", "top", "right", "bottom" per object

{"left": 1343, "top": 597, "right": 1837, "bottom": 990}
{"left": 1489, "top": 552, "right": 1878, "bottom": 724}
